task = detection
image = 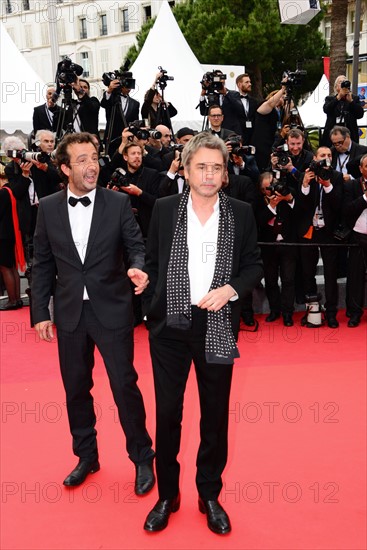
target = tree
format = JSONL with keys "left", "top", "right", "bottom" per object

{"left": 127, "top": 0, "right": 328, "bottom": 99}
{"left": 328, "top": 0, "right": 349, "bottom": 94}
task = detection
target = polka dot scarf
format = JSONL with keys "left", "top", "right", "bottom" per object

{"left": 166, "top": 186, "right": 240, "bottom": 364}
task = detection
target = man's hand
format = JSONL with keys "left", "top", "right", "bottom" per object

{"left": 127, "top": 268, "right": 149, "bottom": 295}
{"left": 197, "top": 285, "right": 236, "bottom": 312}
{"left": 119, "top": 184, "right": 142, "bottom": 196}
{"left": 107, "top": 79, "right": 121, "bottom": 94}
{"left": 20, "top": 161, "right": 33, "bottom": 177}
{"left": 302, "top": 168, "right": 314, "bottom": 187}
{"left": 35, "top": 320, "right": 54, "bottom": 342}
{"left": 32, "top": 160, "right": 48, "bottom": 171}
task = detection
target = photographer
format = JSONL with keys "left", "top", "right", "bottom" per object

{"left": 199, "top": 70, "right": 227, "bottom": 116}
{"left": 322, "top": 75, "right": 364, "bottom": 147}
{"left": 141, "top": 71, "right": 177, "bottom": 129}
{"left": 108, "top": 142, "right": 160, "bottom": 238}
{"left": 206, "top": 105, "right": 233, "bottom": 141}
{"left": 4, "top": 132, "right": 62, "bottom": 251}
{"left": 226, "top": 135, "right": 260, "bottom": 184}
{"left": 297, "top": 146, "right": 343, "bottom": 328}
{"left": 32, "top": 87, "right": 60, "bottom": 134}
{"left": 110, "top": 125, "right": 164, "bottom": 173}
{"left": 256, "top": 172, "right": 297, "bottom": 326}
{"left": 270, "top": 128, "right": 313, "bottom": 185}
{"left": 330, "top": 126, "right": 367, "bottom": 181}
{"left": 101, "top": 69, "right": 140, "bottom": 157}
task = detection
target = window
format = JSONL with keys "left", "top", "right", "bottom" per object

{"left": 24, "top": 24, "right": 33, "bottom": 48}
{"left": 143, "top": 5, "right": 151, "bottom": 23}
{"left": 80, "top": 18, "right": 87, "bottom": 39}
{"left": 99, "top": 14, "right": 108, "bottom": 36}
{"left": 324, "top": 18, "right": 331, "bottom": 41}
{"left": 6, "top": 0, "right": 12, "bottom": 14}
{"left": 351, "top": 11, "right": 363, "bottom": 35}
{"left": 41, "top": 22, "right": 49, "bottom": 46}
{"left": 80, "top": 52, "right": 91, "bottom": 77}
{"left": 121, "top": 8, "right": 129, "bottom": 32}
{"left": 100, "top": 49, "right": 110, "bottom": 73}
{"left": 57, "top": 19, "right": 66, "bottom": 43}
{"left": 22, "top": 0, "right": 30, "bottom": 9}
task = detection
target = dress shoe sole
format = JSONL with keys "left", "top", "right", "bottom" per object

{"left": 63, "top": 463, "right": 100, "bottom": 486}
{"left": 198, "top": 500, "right": 231, "bottom": 535}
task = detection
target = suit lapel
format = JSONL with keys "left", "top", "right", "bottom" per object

{"left": 58, "top": 190, "right": 81, "bottom": 264}
{"left": 84, "top": 186, "right": 105, "bottom": 264}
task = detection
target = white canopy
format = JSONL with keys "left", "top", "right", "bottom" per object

{"left": 130, "top": 1, "right": 207, "bottom": 132}
{"left": 0, "top": 22, "right": 47, "bottom": 134}
{"left": 298, "top": 73, "right": 329, "bottom": 128}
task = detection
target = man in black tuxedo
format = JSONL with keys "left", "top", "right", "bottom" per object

{"left": 32, "top": 87, "right": 59, "bottom": 134}
{"left": 31, "top": 132, "right": 155, "bottom": 493}
{"left": 142, "top": 133, "right": 263, "bottom": 534}
{"left": 206, "top": 104, "right": 233, "bottom": 141}
{"left": 330, "top": 126, "right": 367, "bottom": 181}
{"left": 343, "top": 153, "right": 367, "bottom": 327}
{"left": 296, "top": 146, "right": 343, "bottom": 328}
{"left": 101, "top": 79, "right": 140, "bottom": 157}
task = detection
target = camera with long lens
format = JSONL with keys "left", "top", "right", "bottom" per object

{"left": 201, "top": 70, "right": 226, "bottom": 95}
{"left": 7, "top": 149, "right": 49, "bottom": 163}
{"left": 157, "top": 66, "right": 174, "bottom": 89}
{"left": 226, "top": 135, "right": 256, "bottom": 158}
{"left": 56, "top": 56, "right": 83, "bottom": 89}
{"left": 109, "top": 168, "right": 131, "bottom": 189}
{"left": 309, "top": 159, "right": 332, "bottom": 180}
{"left": 102, "top": 58, "right": 135, "bottom": 92}
{"left": 272, "top": 144, "right": 291, "bottom": 168}
{"left": 340, "top": 80, "right": 351, "bottom": 90}
{"left": 128, "top": 121, "right": 162, "bottom": 141}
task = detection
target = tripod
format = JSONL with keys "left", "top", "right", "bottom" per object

{"left": 104, "top": 92, "right": 128, "bottom": 157}
{"left": 282, "top": 84, "right": 313, "bottom": 151}
{"left": 54, "top": 85, "right": 79, "bottom": 142}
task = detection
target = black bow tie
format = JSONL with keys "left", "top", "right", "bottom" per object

{"left": 68, "top": 196, "right": 91, "bottom": 207}
{"left": 240, "top": 95, "right": 248, "bottom": 99}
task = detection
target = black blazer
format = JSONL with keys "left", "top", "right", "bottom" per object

{"left": 52, "top": 96, "right": 100, "bottom": 137}
{"left": 31, "top": 186, "right": 145, "bottom": 331}
{"left": 33, "top": 104, "right": 60, "bottom": 134}
{"left": 296, "top": 171, "right": 343, "bottom": 239}
{"left": 343, "top": 177, "right": 367, "bottom": 230}
{"left": 142, "top": 194, "right": 263, "bottom": 337}
{"left": 222, "top": 91, "right": 258, "bottom": 144}
{"left": 322, "top": 94, "right": 364, "bottom": 145}
{"left": 331, "top": 141, "right": 367, "bottom": 179}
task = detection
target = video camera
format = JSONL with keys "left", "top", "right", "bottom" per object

{"left": 157, "top": 66, "right": 174, "bottom": 89}
{"left": 128, "top": 121, "right": 162, "bottom": 141}
{"left": 281, "top": 67, "right": 307, "bottom": 92}
{"left": 102, "top": 59, "right": 135, "bottom": 92}
{"left": 7, "top": 149, "right": 49, "bottom": 163}
{"left": 55, "top": 56, "right": 83, "bottom": 95}
{"left": 201, "top": 70, "right": 226, "bottom": 95}
{"left": 309, "top": 158, "right": 332, "bottom": 180}
{"left": 272, "top": 144, "right": 291, "bottom": 168}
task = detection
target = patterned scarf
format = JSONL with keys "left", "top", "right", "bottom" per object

{"left": 166, "top": 186, "right": 239, "bottom": 364}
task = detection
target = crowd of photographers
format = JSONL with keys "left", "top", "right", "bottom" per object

{"left": 0, "top": 62, "right": 366, "bottom": 328}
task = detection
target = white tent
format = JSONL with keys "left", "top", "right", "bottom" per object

{"left": 130, "top": 1, "right": 206, "bottom": 132}
{"left": 0, "top": 22, "right": 47, "bottom": 134}
{"left": 298, "top": 74, "right": 329, "bottom": 128}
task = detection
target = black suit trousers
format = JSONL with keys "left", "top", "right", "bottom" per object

{"left": 261, "top": 243, "right": 297, "bottom": 314}
{"left": 149, "top": 307, "right": 233, "bottom": 501}
{"left": 346, "top": 231, "right": 367, "bottom": 317}
{"left": 57, "top": 301, "right": 154, "bottom": 465}
{"left": 300, "top": 231, "right": 339, "bottom": 314}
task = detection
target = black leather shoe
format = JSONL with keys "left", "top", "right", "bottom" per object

{"left": 265, "top": 311, "right": 280, "bottom": 322}
{"left": 242, "top": 312, "right": 255, "bottom": 326}
{"left": 0, "top": 302, "right": 18, "bottom": 311}
{"left": 63, "top": 459, "right": 100, "bottom": 486}
{"left": 283, "top": 313, "right": 294, "bottom": 327}
{"left": 135, "top": 462, "right": 155, "bottom": 495}
{"left": 198, "top": 497, "right": 231, "bottom": 534}
{"left": 326, "top": 316, "right": 339, "bottom": 328}
{"left": 348, "top": 315, "right": 361, "bottom": 328}
{"left": 144, "top": 494, "right": 180, "bottom": 532}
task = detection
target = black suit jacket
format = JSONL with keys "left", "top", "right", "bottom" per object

{"left": 142, "top": 194, "right": 263, "bottom": 337}
{"left": 322, "top": 94, "right": 364, "bottom": 145}
{"left": 296, "top": 171, "right": 344, "bottom": 239}
{"left": 222, "top": 91, "right": 258, "bottom": 144}
{"left": 331, "top": 141, "right": 367, "bottom": 179}
{"left": 31, "top": 186, "right": 145, "bottom": 331}
{"left": 53, "top": 96, "right": 100, "bottom": 136}
{"left": 101, "top": 92, "right": 140, "bottom": 153}
{"left": 343, "top": 177, "right": 367, "bottom": 230}
{"left": 32, "top": 104, "right": 60, "bottom": 134}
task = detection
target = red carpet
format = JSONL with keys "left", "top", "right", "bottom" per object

{"left": 1, "top": 308, "right": 366, "bottom": 549}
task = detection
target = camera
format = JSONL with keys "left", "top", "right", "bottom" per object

{"left": 201, "top": 70, "right": 226, "bottom": 95}
{"left": 226, "top": 135, "right": 256, "bottom": 158}
{"left": 309, "top": 159, "right": 332, "bottom": 180}
{"left": 7, "top": 149, "right": 49, "bottom": 163}
{"left": 340, "top": 80, "right": 351, "bottom": 90}
{"left": 102, "top": 58, "right": 135, "bottom": 92}
{"left": 56, "top": 56, "right": 83, "bottom": 87}
{"left": 157, "top": 66, "right": 174, "bottom": 89}
{"left": 281, "top": 68, "right": 307, "bottom": 91}
{"left": 267, "top": 181, "right": 290, "bottom": 197}
{"left": 128, "top": 121, "right": 162, "bottom": 141}
{"left": 272, "top": 144, "right": 291, "bottom": 167}
{"left": 109, "top": 168, "right": 130, "bottom": 189}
